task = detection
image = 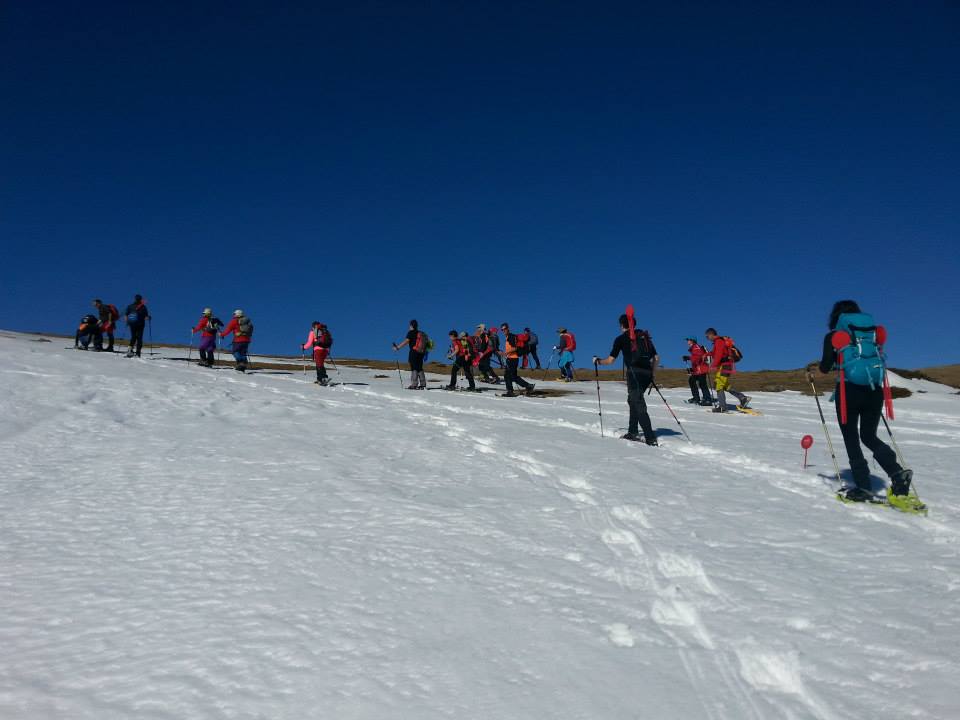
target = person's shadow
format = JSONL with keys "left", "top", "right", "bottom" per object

{"left": 819, "top": 468, "right": 887, "bottom": 493}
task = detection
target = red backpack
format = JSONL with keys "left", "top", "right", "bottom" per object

{"left": 566, "top": 332, "right": 577, "bottom": 351}
{"left": 108, "top": 304, "right": 120, "bottom": 321}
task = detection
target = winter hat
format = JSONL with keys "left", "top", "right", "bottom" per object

{"left": 203, "top": 308, "right": 212, "bottom": 316}
{"left": 685, "top": 335, "right": 697, "bottom": 342}
{"left": 459, "top": 331, "right": 469, "bottom": 339}
{"left": 234, "top": 309, "right": 244, "bottom": 317}
{"left": 134, "top": 294, "right": 142, "bottom": 302}
{"left": 556, "top": 327, "right": 567, "bottom": 333}
{"left": 410, "top": 319, "right": 419, "bottom": 329}
{"left": 449, "top": 330, "right": 458, "bottom": 337}
{"left": 476, "top": 323, "right": 486, "bottom": 331}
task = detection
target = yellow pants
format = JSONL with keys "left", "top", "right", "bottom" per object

{"left": 715, "top": 373, "right": 731, "bottom": 391}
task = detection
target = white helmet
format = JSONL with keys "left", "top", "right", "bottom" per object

{"left": 233, "top": 309, "right": 244, "bottom": 317}
{"left": 202, "top": 308, "right": 212, "bottom": 316}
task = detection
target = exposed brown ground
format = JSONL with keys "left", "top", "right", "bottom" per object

{"left": 18, "top": 332, "right": 959, "bottom": 394}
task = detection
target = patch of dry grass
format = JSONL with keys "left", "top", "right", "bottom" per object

{"left": 18, "top": 331, "right": 960, "bottom": 393}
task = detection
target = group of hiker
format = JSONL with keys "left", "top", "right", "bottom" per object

{"left": 188, "top": 308, "right": 256, "bottom": 373}
{"left": 74, "top": 296, "right": 149, "bottom": 357}
{"left": 392, "top": 322, "right": 578, "bottom": 397}
{"left": 70, "top": 296, "right": 914, "bottom": 504}
{"left": 680, "top": 329, "right": 752, "bottom": 413}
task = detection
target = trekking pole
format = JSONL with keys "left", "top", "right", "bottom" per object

{"left": 187, "top": 332, "right": 194, "bottom": 362}
{"left": 301, "top": 348, "right": 306, "bottom": 380}
{"left": 808, "top": 378, "right": 843, "bottom": 484}
{"left": 540, "top": 351, "right": 555, "bottom": 382}
{"left": 651, "top": 381, "right": 692, "bottom": 443}
{"left": 880, "top": 415, "right": 910, "bottom": 474}
{"left": 395, "top": 356, "right": 404, "bottom": 389}
{"left": 329, "top": 355, "right": 344, "bottom": 390}
{"left": 593, "top": 362, "right": 604, "bottom": 437}
{"left": 148, "top": 317, "right": 155, "bottom": 356}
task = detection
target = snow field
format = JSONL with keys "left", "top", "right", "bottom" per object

{"left": 1, "top": 333, "right": 959, "bottom": 719}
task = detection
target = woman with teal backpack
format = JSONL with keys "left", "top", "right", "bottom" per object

{"left": 809, "top": 300, "right": 912, "bottom": 503}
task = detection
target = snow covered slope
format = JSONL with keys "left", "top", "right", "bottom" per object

{"left": 1, "top": 332, "right": 958, "bottom": 720}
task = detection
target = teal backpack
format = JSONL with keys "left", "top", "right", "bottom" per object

{"left": 833, "top": 312, "right": 886, "bottom": 387}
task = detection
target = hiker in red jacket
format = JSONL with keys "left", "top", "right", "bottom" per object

{"left": 191, "top": 308, "right": 223, "bottom": 367}
{"left": 705, "top": 328, "right": 750, "bottom": 413}
{"left": 302, "top": 321, "right": 333, "bottom": 385}
{"left": 683, "top": 336, "right": 714, "bottom": 406}
{"left": 445, "top": 330, "right": 477, "bottom": 391}
{"left": 220, "top": 309, "right": 253, "bottom": 372}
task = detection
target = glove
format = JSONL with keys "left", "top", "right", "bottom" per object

{"left": 592, "top": 356, "right": 600, "bottom": 365}
{"left": 682, "top": 355, "right": 690, "bottom": 361}
{"left": 392, "top": 343, "right": 398, "bottom": 350}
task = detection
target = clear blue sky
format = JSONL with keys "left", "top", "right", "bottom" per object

{"left": 2, "top": 2, "right": 958, "bottom": 368}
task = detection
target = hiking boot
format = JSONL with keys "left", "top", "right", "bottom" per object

{"left": 890, "top": 469, "right": 913, "bottom": 497}
{"left": 501, "top": 392, "right": 518, "bottom": 397}
{"left": 739, "top": 396, "right": 752, "bottom": 409}
{"left": 524, "top": 384, "right": 536, "bottom": 396}
{"left": 711, "top": 406, "right": 728, "bottom": 413}
{"left": 841, "top": 487, "right": 873, "bottom": 503}
{"left": 685, "top": 398, "right": 700, "bottom": 404}
{"left": 406, "top": 385, "right": 419, "bottom": 390}
{"left": 443, "top": 385, "right": 457, "bottom": 391}
{"left": 620, "top": 433, "right": 642, "bottom": 442}
{"left": 699, "top": 399, "right": 715, "bottom": 406}
{"left": 645, "top": 438, "right": 659, "bottom": 447}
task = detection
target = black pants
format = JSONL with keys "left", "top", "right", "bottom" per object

{"left": 316, "top": 364, "right": 329, "bottom": 381}
{"left": 627, "top": 367, "right": 656, "bottom": 442}
{"left": 836, "top": 383, "right": 901, "bottom": 490}
{"left": 200, "top": 348, "right": 215, "bottom": 365}
{"left": 450, "top": 357, "right": 475, "bottom": 389}
{"left": 478, "top": 356, "right": 498, "bottom": 381}
{"left": 129, "top": 323, "right": 145, "bottom": 356}
{"left": 529, "top": 346, "right": 541, "bottom": 369}
{"left": 103, "top": 330, "right": 114, "bottom": 351}
{"left": 688, "top": 374, "right": 711, "bottom": 402}
{"left": 408, "top": 350, "right": 424, "bottom": 373}
{"left": 505, "top": 358, "right": 532, "bottom": 394}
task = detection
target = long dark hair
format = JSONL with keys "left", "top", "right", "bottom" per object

{"left": 829, "top": 300, "right": 861, "bottom": 329}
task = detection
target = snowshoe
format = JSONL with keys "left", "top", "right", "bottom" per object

{"left": 739, "top": 396, "right": 752, "bottom": 409}
{"left": 524, "top": 384, "right": 537, "bottom": 396}
{"left": 838, "top": 486, "right": 875, "bottom": 503}
{"left": 685, "top": 398, "right": 700, "bottom": 404}
{"left": 620, "top": 433, "right": 642, "bottom": 442}
{"left": 890, "top": 469, "right": 913, "bottom": 497}
{"left": 711, "top": 407, "right": 728, "bottom": 414}
{"left": 500, "top": 392, "right": 518, "bottom": 397}
{"left": 885, "top": 486, "right": 927, "bottom": 516}
{"left": 699, "top": 399, "right": 715, "bottom": 406}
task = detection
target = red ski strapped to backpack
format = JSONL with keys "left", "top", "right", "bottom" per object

{"left": 831, "top": 323, "right": 894, "bottom": 425}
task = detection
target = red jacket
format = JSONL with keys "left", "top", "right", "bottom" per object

{"left": 221, "top": 317, "right": 251, "bottom": 342}
{"left": 193, "top": 316, "right": 217, "bottom": 336}
{"left": 709, "top": 337, "right": 736, "bottom": 374}
{"left": 688, "top": 343, "right": 709, "bottom": 375}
